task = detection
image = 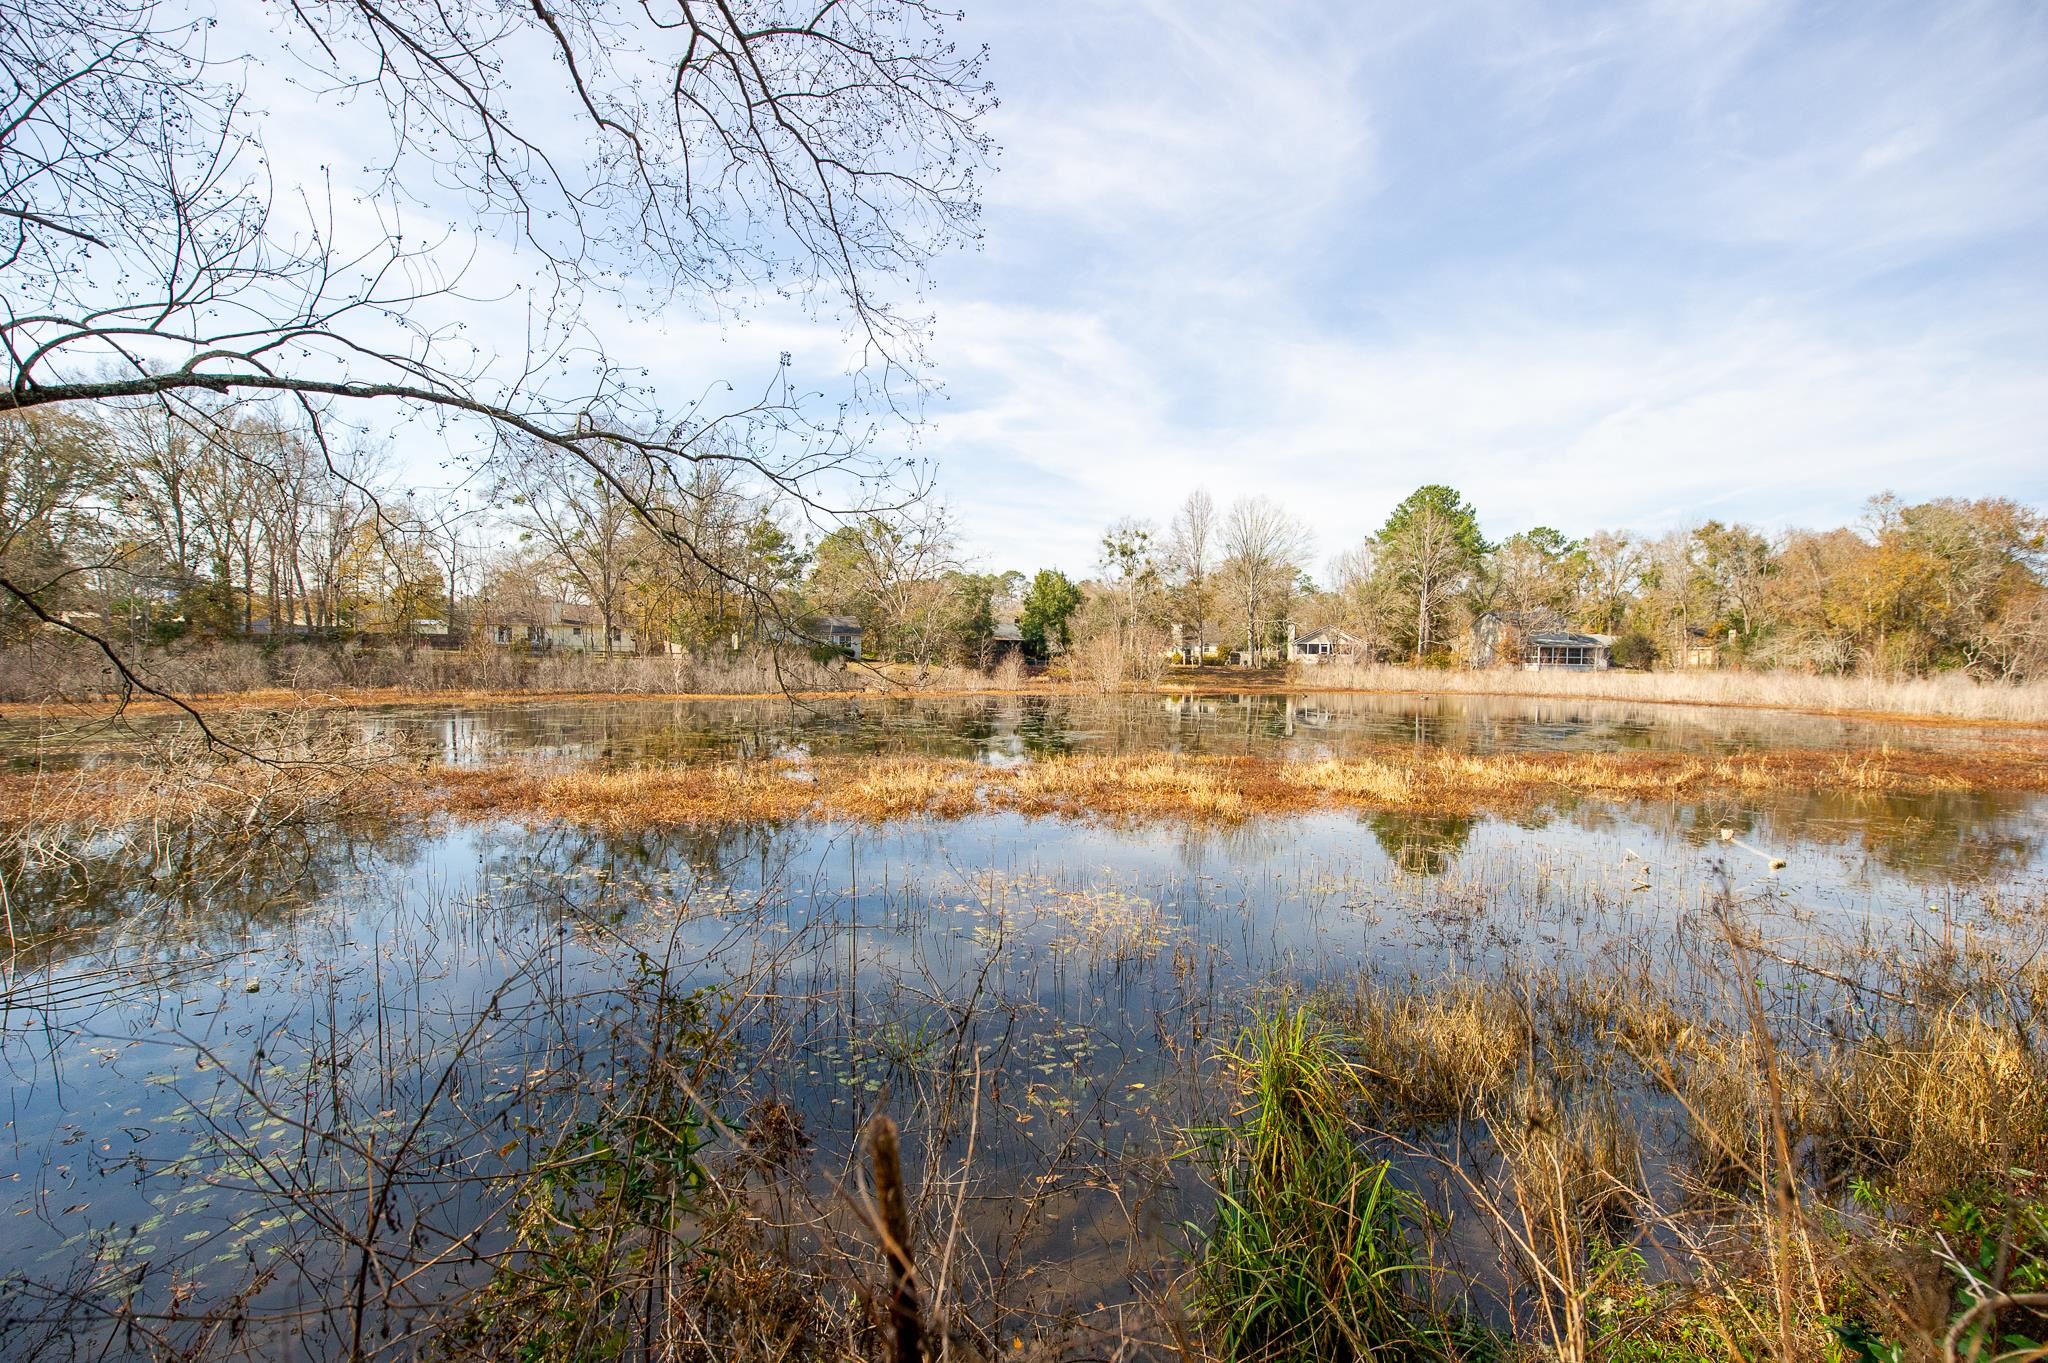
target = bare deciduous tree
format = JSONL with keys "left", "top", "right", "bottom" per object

{"left": 1217, "top": 496, "right": 1310, "bottom": 667}
{"left": 505, "top": 450, "right": 644, "bottom": 657}
{"left": 805, "top": 504, "right": 963, "bottom": 667}
{"left": 1164, "top": 489, "right": 1218, "bottom": 663}
{"left": 2, "top": 0, "right": 993, "bottom": 694}
{"left": 1580, "top": 530, "right": 1644, "bottom": 635}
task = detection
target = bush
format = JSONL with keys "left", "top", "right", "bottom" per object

{"left": 1609, "top": 631, "right": 1659, "bottom": 670}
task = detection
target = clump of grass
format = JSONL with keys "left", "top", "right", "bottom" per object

{"left": 1822, "top": 1006, "right": 2042, "bottom": 1204}
{"left": 1337, "top": 977, "right": 1532, "bottom": 1122}
{"left": 1191, "top": 1007, "right": 1445, "bottom": 1362}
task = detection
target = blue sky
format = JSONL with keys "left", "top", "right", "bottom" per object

{"left": 225, "top": 0, "right": 2047, "bottom": 582}
{"left": 904, "top": 0, "right": 2048, "bottom": 579}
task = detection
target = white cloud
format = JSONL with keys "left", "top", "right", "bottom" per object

{"left": 911, "top": 0, "right": 2048, "bottom": 575}
{"left": 930, "top": 300, "right": 2048, "bottom": 574}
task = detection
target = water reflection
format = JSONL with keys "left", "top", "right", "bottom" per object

{"left": 0, "top": 793, "right": 2040, "bottom": 1351}
{"left": 1367, "top": 811, "right": 1478, "bottom": 876}
{"left": 13, "top": 688, "right": 2038, "bottom": 773}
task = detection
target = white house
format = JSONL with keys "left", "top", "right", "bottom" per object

{"left": 1290, "top": 627, "right": 1366, "bottom": 665}
{"left": 810, "top": 615, "right": 863, "bottom": 658}
{"left": 488, "top": 601, "right": 636, "bottom": 654}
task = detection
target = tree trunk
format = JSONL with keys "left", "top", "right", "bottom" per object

{"left": 1416, "top": 580, "right": 1429, "bottom": 661}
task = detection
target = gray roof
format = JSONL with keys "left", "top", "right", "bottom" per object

{"left": 1527, "top": 631, "right": 1613, "bottom": 647}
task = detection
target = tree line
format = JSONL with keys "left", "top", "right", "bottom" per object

{"left": 1065, "top": 483, "right": 2047, "bottom": 681}
{"left": 5, "top": 404, "right": 2043, "bottom": 682}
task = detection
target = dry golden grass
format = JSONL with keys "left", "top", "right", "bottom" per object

{"left": 1828, "top": 1006, "right": 2046, "bottom": 1202}
{"left": 1334, "top": 977, "right": 1532, "bottom": 1120}
{"left": 9, "top": 740, "right": 2045, "bottom": 832}
{"left": 1291, "top": 949, "right": 2048, "bottom": 1363}
{"left": 1303, "top": 661, "right": 2048, "bottom": 725}
{"left": 1332, "top": 961, "right": 2048, "bottom": 1214}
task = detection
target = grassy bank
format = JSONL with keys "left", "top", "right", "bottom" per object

{"left": 0, "top": 637, "right": 1029, "bottom": 712}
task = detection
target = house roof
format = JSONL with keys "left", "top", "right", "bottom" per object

{"left": 1295, "top": 628, "right": 1362, "bottom": 645}
{"left": 492, "top": 603, "right": 631, "bottom": 630}
{"left": 1527, "top": 631, "right": 1614, "bottom": 648}
{"left": 811, "top": 614, "right": 861, "bottom": 631}
{"left": 991, "top": 621, "right": 1024, "bottom": 642}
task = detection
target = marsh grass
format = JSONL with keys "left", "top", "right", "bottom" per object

{"left": 0, "top": 637, "right": 1010, "bottom": 708}
{"left": 437, "top": 747, "right": 2048, "bottom": 826}
{"left": 1191, "top": 1008, "right": 1448, "bottom": 1363}
{"left": 0, "top": 703, "right": 421, "bottom": 833}
{"left": 11, "top": 732, "right": 2047, "bottom": 838}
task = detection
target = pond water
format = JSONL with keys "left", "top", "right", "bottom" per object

{"left": 1, "top": 692, "right": 2043, "bottom": 1354}
{"left": 7, "top": 687, "right": 2038, "bottom": 772}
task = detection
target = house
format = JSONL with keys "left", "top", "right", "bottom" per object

{"left": 1678, "top": 627, "right": 1723, "bottom": 669}
{"left": 1289, "top": 627, "right": 1366, "bottom": 665}
{"left": 810, "top": 615, "right": 863, "bottom": 658}
{"left": 1523, "top": 630, "right": 1614, "bottom": 670}
{"left": 488, "top": 601, "right": 636, "bottom": 654}
{"left": 1167, "top": 622, "right": 1219, "bottom": 663}
{"left": 1472, "top": 611, "right": 1613, "bottom": 670}
{"left": 760, "top": 614, "right": 864, "bottom": 657}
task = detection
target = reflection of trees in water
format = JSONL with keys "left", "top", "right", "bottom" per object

{"left": 1367, "top": 811, "right": 1477, "bottom": 875}
{"left": 1016, "top": 698, "right": 1076, "bottom": 757}
{"left": 491, "top": 821, "right": 808, "bottom": 927}
{"left": 0, "top": 815, "right": 417, "bottom": 973}
{"left": 1782, "top": 789, "right": 2041, "bottom": 881}
{"left": 1645, "top": 789, "right": 2045, "bottom": 883}
{"left": 1166, "top": 818, "right": 1290, "bottom": 875}
{"left": 1431, "top": 783, "right": 2043, "bottom": 886}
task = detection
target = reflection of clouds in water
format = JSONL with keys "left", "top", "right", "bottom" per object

{"left": 3, "top": 794, "right": 2040, "bottom": 1334}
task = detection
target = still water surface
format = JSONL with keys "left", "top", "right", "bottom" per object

{"left": 1, "top": 692, "right": 2042, "bottom": 1352}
